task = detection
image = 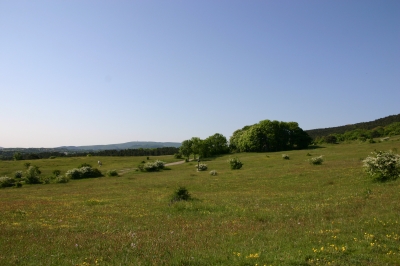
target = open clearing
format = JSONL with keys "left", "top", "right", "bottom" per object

{"left": 1, "top": 138, "right": 400, "bottom": 265}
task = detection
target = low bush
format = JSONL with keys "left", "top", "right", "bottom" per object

{"left": 23, "top": 162, "right": 31, "bottom": 169}
{"left": 282, "top": 154, "right": 290, "bottom": 160}
{"left": 53, "top": 170, "right": 61, "bottom": 177}
{"left": 209, "top": 170, "right": 217, "bottom": 176}
{"left": 174, "top": 153, "right": 182, "bottom": 159}
{"left": 107, "top": 170, "right": 118, "bottom": 177}
{"left": 140, "top": 160, "right": 166, "bottom": 172}
{"left": 49, "top": 156, "right": 56, "bottom": 159}
{"left": 171, "top": 186, "right": 191, "bottom": 202}
{"left": 14, "top": 171, "right": 23, "bottom": 179}
{"left": 309, "top": 156, "right": 324, "bottom": 165}
{"left": 77, "top": 163, "right": 92, "bottom": 168}
{"left": 65, "top": 166, "right": 102, "bottom": 179}
{"left": 362, "top": 150, "right": 400, "bottom": 182}
{"left": 228, "top": 157, "right": 243, "bottom": 170}
{"left": 25, "top": 165, "right": 42, "bottom": 184}
{"left": 0, "top": 176, "right": 16, "bottom": 188}
{"left": 56, "top": 175, "right": 70, "bottom": 183}
{"left": 154, "top": 160, "right": 165, "bottom": 169}
{"left": 196, "top": 163, "right": 207, "bottom": 171}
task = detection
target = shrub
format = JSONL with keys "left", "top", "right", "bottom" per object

{"left": 53, "top": 170, "right": 61, "bottom": 177}
{"left": 209, "top": 170, "right": 217, "bottom": 176}
{"left": 282, "top": 154, "right": 290, "bottom": 160}
{"left": 362, "top": 150, "right": 400, "bottom": 182}
{"left": 196, "top": 163, "right": 208, "bottom": 171}
{"left": 49, "top": 156, "right": 56, "bottom": 159}
{"left": 143, "top": 162, "right": 159, "bottom": 172}
{"left": 56, "top": 175, "right": 70, "bottom": 183}
{"left": 228, "top": 157, "right": 243, "bottom": 170}
{"left": 25, "top": 165, "right": 42, "bottom": 184}
{"left": 23, "top": 162, "right": 31, "bottom": 169}
{"left": 14, "top": 171, "right": 23, "bottom": 179}
{"left": 171, "top": 186, "right": 191, "bottom": 202}
{"left": 77, "top": 163, "right": 92, "bottom": 168}
{"left": 154, "top": 160, "right": 165, "bottom": 169}
{"left": 174, "top": 153, "right": 182, "bottom": 159}
{"left": 65, "top": 168, "right": 81, "bottom": 179}
{"left": 0, "top": 176, "right": 16, "bottom": 188}
{"left": 309, "top": 156, "right": 324, "bottom": 165}
{"left": 107, "top": 170, "right": 118, "bottom": 177}
{"left": 65, "top": 166, "right": 102, "bottom": 179}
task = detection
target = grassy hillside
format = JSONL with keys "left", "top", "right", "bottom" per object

{"left": 1, "top": 137, "right": 400, "bottom": 265}
{"left": 306, "top": 114, "right": 400, "bottom": 139}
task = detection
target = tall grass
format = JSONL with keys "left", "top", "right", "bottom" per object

{"left": 1, "top": 138, "right": 400, "bottom": 265}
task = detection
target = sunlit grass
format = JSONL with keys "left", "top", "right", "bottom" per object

{"left": 1, "top": 138, "right": 400, "bottom": 265}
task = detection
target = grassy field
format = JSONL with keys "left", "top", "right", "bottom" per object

{"left": 1, "top": 138, "right": 400, "bottom": 265}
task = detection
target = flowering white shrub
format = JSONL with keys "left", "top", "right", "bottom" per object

{"left": 65, "top": 167, "right": 102, "bottom": 179}
{"left": 209, "top": 170, "right": 217, "bottom": 176}
{"left": 144, "top": 162, "right": 159, "bottom": 172}
{"left": 154, "top": 160, "right": 165, "bottom": 169}
{"left": 282, "top": 154, "right": 290, "bottom": 160}
{"left": 228, "top": 157, "right": 243, "bottom": 170}
{"left": 0, "top": 176, "right": 16, "bottom": 188}
{"left": 196, "top": 164, "right": 208, "bottom": 171}
{"left": 309, "top": 156, "right": 324, "bottom": 165}
{"left": 14, "top": 171, "right": 23, "bottom": 179}
{"left": 362, "top": 150, "right": 400, "bottom": 182}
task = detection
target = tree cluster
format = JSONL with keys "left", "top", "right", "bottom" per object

{"left": 229, "top": 120, "right": 312, "bottom": 152}
{"left": 179, "top": 133, "right": 229, "bottom": 159}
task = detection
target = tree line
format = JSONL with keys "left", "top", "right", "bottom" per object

{"left": 179, "top": 120, "right": 312, "bottom": 159}
{"left": 0, "top": 147, "right": 180, "bottom": 161}
{"left": 315, "top": 122, "right": 400, "bottom": 143}
{"left": 306, "top": 114, "right": 400, "bottom": 139}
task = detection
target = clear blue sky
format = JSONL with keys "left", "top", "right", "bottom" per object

{"left": 1, "top": 0, "right": 399, "bottom": 148}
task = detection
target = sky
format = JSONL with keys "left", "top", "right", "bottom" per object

{"left": 1, "top": 0, "right": 399, "bottom": 148}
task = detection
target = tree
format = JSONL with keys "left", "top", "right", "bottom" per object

{"left": 190, "top": 137, "right": 203, "bottom": 159}
{"left": 179, "top": 139, "right": 193, "bottom": 159}
{"left": 204, "top": 133, "right": 229, "bottom": 156}
{"left": 13, "top": 152, "right": 23, "bottom": 161}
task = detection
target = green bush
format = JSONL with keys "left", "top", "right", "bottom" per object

{"left": 56, "top": 175, "right": 70, "bottom": 183}
{"left": 140, "top": 160, "right": 166, "bottom": 172}
{"left": 309, "top": 156, "right": 324, "bottom": 165}
{"left": 171, "top": 186, "right": 191, "bottom": 202}
{"left": 107, "top": 170, "right": 119, "bottom": 177}
{"left": 362, "top": 150, "right": 400, "bottom": 182}
{"left": 14, "top": 171, "right": 23, "bottom": 179}
{"left": 143, "top": 162, "right": 159, "bottom": 172}
{"left": 0, "top": 176, "right": 16, "bottom": 188}
{"left": 174, "top": 153, "right": 182, "bottom": 159}
{"left": 196, "top": 163, "right": 207, "bottom": 171}
{"left": 53, "top": 170, "right": 61, "bottom": 177}
{"left": 154, "top": 160, "right": 165, "bottom": 169}
{"left": 49, "top": 156, "right": 56, "bottom": 159}
{"left": 23, "top": 162, "right": 31, "bottom": 169}
{"left": 25, "top": 165, "right": 42, "bottom": 184}
{"left": 65, "top": 166, "right": 102, "bottom": 179}
{"left": 77, "top": 163, "right": 92, "bottom": 168}
{"left": 228, "top": 157, "right": 243, "bottom": 170}
{"left": 282, "top": 154, "right": 290, "bottom": 160}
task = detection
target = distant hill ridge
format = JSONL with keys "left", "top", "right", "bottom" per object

{"left": 305, "top": 114, "right": 400, "bottom": 139}
{"left": 56, "top": 141, "right": 181, "bottom": 151}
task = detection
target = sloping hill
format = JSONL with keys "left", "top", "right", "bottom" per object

{"left": 306, "top": 114, "right": 400, "bottom": 139}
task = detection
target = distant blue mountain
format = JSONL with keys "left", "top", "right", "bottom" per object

{"left": 56, "top": 141, "right": 181, "bottom": 151}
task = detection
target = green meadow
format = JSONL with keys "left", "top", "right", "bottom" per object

{"left": 1, "top": 139, "right": 400, "bottom": 265}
